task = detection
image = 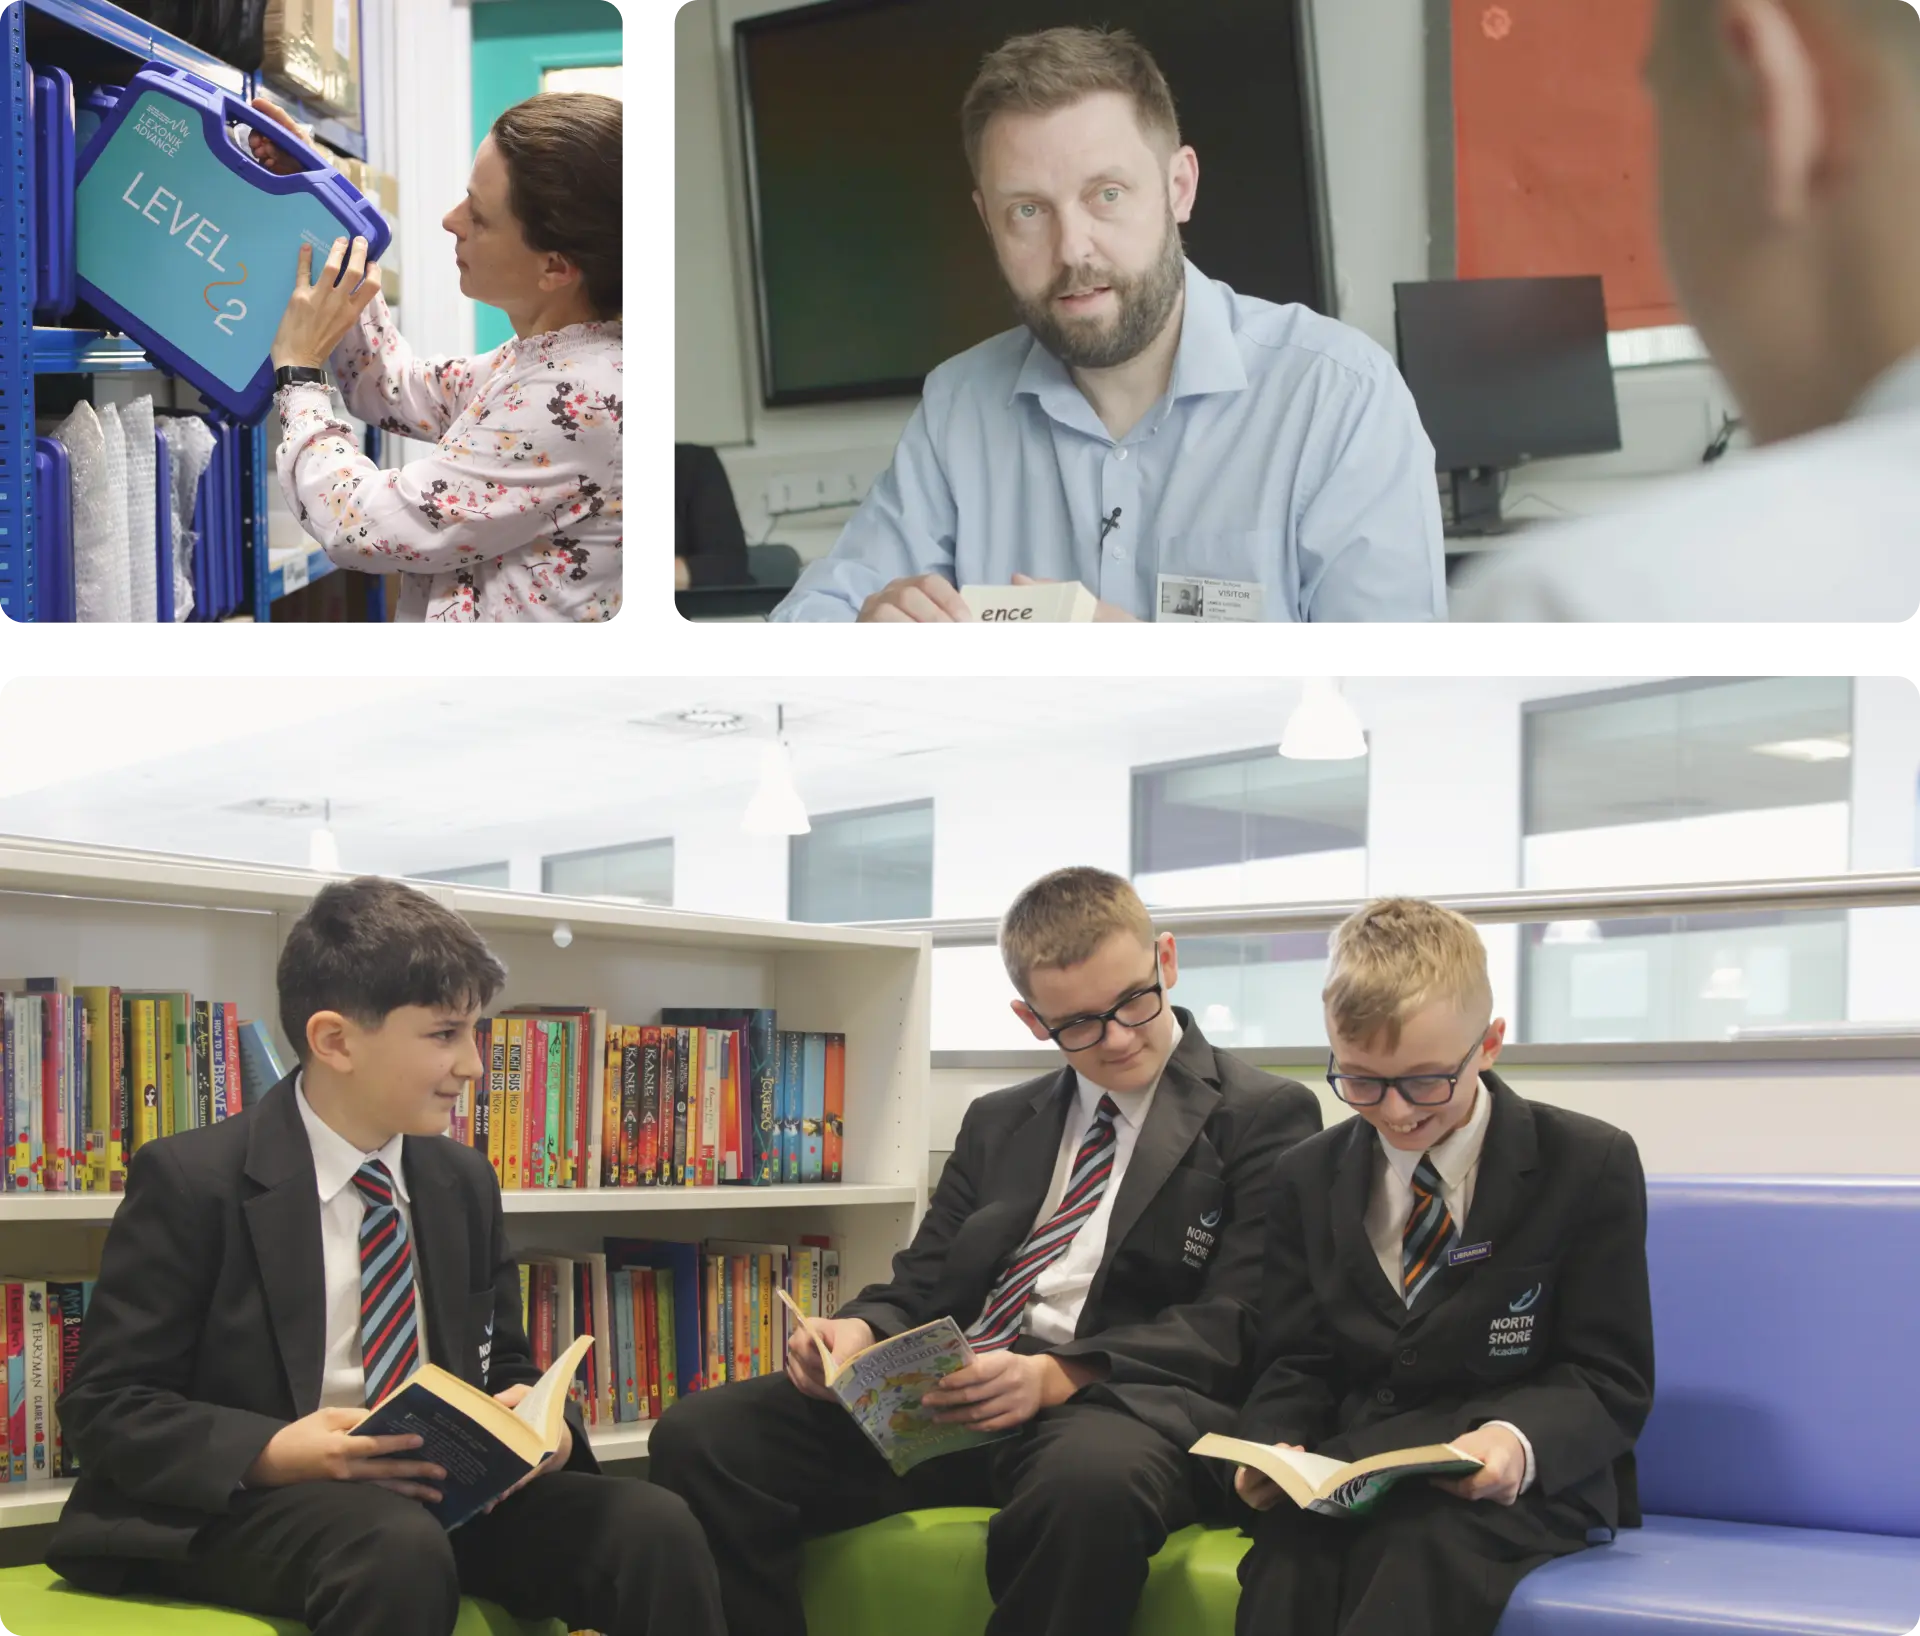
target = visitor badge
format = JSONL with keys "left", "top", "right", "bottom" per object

{"left": 1155, "top": 574, "right": 1265, "bottom": 622}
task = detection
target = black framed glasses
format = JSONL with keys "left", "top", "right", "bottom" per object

{"left": 1326, "top": 1038, "right": 1483, "bottom": 1108}
{"left": 1034, "top": 966, "right": 1166, "bottom": 1053}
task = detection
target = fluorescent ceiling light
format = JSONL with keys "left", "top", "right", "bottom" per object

{"left": 1753, "top": 737, "right": 1851, "bottom": 763}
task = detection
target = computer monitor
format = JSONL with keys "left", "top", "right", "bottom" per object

{"left": 1393, "top": 276, "right": 1623, "bottom": 535}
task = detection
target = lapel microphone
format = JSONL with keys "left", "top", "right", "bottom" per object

{"left": 1099, "top": 507, "right": 1124, "bottom": 546}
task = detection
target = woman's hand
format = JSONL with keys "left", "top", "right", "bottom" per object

{"left": 273, "top": 236, "right": 381, "bottom": 371}
{"left": 245, "top": 97, "right": 311, "bottom": 176}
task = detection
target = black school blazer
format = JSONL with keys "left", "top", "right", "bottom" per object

{"left": 839, "top": 1011, "right": 1323, "bottom": 1454}
{"left": 1236, "top": 1072, "right": 1654, "bottom": 1529}
{"left": 47, "top": 1075, "right": 596, "bottom": 1589}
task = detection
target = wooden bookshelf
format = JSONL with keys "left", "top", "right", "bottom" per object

{"left": 0, "top": 834, "right": 933, "bottom": 1524}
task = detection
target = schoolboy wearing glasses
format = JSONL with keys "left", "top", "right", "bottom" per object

{"left": 1228, "top": 898, "right": 1654, "bottom": 1636}
{"left": 651, "top": 866, "right": 1321, "bottom": 1636}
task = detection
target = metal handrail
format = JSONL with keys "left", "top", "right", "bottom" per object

{"left": 848, "top": 872, "right": 1920, "bottom": 946}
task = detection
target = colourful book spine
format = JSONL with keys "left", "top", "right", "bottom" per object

{"left": 5, "top": 1283, "right": 22, "bottom": 1481}
{"left": 471, "top": 1020, "right": 491, "bottom": 1156}
{"left": 543, "top": 1021, "right": 565, "bottom": 1189}
{"left": 611, "top": 1270, "right": 635, "bottom": 1422}
{"left": 190, "top": 1002, "right": 212, "bottom": 1131}
{"left": 731, "top": 1257, "right": 751, "bottom": 1383}
{"left": 0, "top": 1002, "right": 14, "bottom": 1194}
{"left": 42, "top": 996, "right": 62, "bottom": 1192}
{"left": 673, "top": 1029, "right": 692, "bottom": 1187}
{"left": 130, "top": 1001, "right": 159, "bottom": 1156}
{"left": 755, "top": 1253, "right": 772, "bottom": 1379}
{"left": 525, "top": 1021, "right": 548, "bottom": 1189}
{"left": 718, "top": 1030, "right": 740, "bottom": 1184}
{"left": 24, "top": 1282, "right": 48, "bottom": 1482}
{"left": 654, "top": 1266, "right": 678, "bottom": 1411}
{"left": 704, "top": 1253, "right": 723, "bottom": 1388}
{"left": 699, "top": 1030, "right": 720, "bottom": 1188}
{"left": 618, "top": 1028, "right": 640, "bottom": 1187}
{"left": 209, "top": 1001, "right": 229, "bottom": 1123}
{"left": 639, "top": 1268, "right": 660, "bottom": 1419}
{"left": 151, "top": 1000, "right": 174, "bottom": 1142}
{"left": 222, "top": 1004, "right": 243, "bottom": 1115}
{"left": 638, "top": 1027, "right": 661, "bottom": 1186}
{"left": 503, "top": 1019, "right": 525, "bottom": 1189}
{"left": 486, "top": 1021, "right": 507, "bottom": 1181}
{"left": 824, "top": 1033, "right": 846, "bottom": 1183}
{"left": 683, "top": 1029, "right": 698, "bottom": 1182}
{"left": 109, "top": 991, "right": 127, "bottom": 1191}
{"left": 604, "top": 1026, "right": 626, "bottom": 1187}
{"left": 801, "top": 1033, "right": 826, "bottom": 1183}
{"left": 75, "top": 989, "right": 115, "bottom": 1194}
{"left": 779, "top": 1031, "right": 803, "bottom": 1183}
{"left": 55, "top": 1283, "right": 83, "bottom": 1475}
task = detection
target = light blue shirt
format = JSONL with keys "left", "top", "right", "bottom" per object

{"left": 771, "top": 260, "right": 1446, "bottom": 622}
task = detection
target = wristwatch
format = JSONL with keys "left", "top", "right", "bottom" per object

{"left": 274, "top": 364, "right": 328, "bottom": 392}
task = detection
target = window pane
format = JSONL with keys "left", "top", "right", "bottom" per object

{"left": 1521, "top": 912, "right": 1847, "bottom": 1042}
{"left": 791, "top": 802, "right": 933, "bottom": 923}
{"left": 1525, "top": 678, "right": 1853, "bottom": 836}
{"left": 1133, "top": 748, "right": 1368, "bottom": 874}
{"left": 414, "top": 861, "right": 509, "bottom": 889}
{"left": 542, "top": 840, "right": 674, "bottom": 905}
{"left": 1522, "top": 679, "right": 1856, "bottom": 1041}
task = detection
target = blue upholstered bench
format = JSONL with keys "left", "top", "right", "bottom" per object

{"left": 803, "top": 1176, "right": 1920, "bottom": 1636}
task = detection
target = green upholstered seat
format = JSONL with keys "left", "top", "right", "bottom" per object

{"left": 799, "top": 1508, "right": 1251, "bottom": 1635}
{"left": 0, "top": 1565, "right": 564, "bottom": 1635}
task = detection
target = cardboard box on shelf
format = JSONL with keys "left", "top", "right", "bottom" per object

{"left": 264, "top": 0, "right": 362, "bottom": 126}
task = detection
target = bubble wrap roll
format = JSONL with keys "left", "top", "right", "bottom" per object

{"left": 53, "top": 402, "right": 130, "bottom": 624}
{"left": 122, "top": 395, "right": 157, "bottom": 623}
{"left": 158, "top": 415, "right": 216, "bottom": 623}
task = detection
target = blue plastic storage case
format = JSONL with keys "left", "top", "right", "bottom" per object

{"left": 32, "top": 439, "right": 74, "bottom": 624}
{"left": 74, "top": 63, "right": 390, "bottom": 422}
{"left": 31, "top": 68, "right": 78, "bottom": 322}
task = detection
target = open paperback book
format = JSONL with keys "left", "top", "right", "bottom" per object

{"left": 778, "top": 1288, "right": 1013, "bottom": 1475}
{"left": 358, "top": 1333, "right": 592, "bottom": 1530}
{"left": 1191, "top": 1432, "right": 1484, "bottom": 1518}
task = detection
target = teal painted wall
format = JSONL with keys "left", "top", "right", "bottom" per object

{"left": 470, "top": 0, "right": 623, "bottom": 352}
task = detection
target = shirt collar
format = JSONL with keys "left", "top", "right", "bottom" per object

{"left": 294, "top": 1072, "right": 411, "bottom": 1207}
{"left": 1073, "top": 1014, "right": 1184, "bottom": 1131}
{"left": 1010, "top": 260, "right": 1249, "bottom": 430}
{"left": 1852, "top": 349, "right": 1920, "bottom": 421}
{"left": 1378, "top": 1071, "right": 1494, "bottom": 1193}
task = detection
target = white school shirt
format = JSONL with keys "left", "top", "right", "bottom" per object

{"left": 1021, "top": 1020, "right": 1183, "bottom": 1346}
{"left": 1449, "top": 350, "right": 1920, "bottom": 623}
{"left": 1362, "top": 1081, "right": 1536, "bottom": 1490}
{"left": 294, "top": 1078, "right": 432, "bottom": 1410}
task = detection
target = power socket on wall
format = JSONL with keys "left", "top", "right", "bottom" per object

{"left": 762, "top": 470, "right": 866, "bottom": 516}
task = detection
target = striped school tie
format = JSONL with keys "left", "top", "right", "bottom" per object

{"left": 967, "top": 1095, "right": 1120, "bottom": 1352}
{"left": 1401, "top": 1154, "right": 1457, "bottom": 1305}
{"left": 355, "top": 1159, "right": 420, "bottom": 1407}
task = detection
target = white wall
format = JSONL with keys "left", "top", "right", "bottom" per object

{"left": 675, "top": 0, "right": 1730, "bottom": 557}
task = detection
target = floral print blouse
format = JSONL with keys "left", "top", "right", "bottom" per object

{"left": 274, "top": 294, "right": 622, "bottom": 622}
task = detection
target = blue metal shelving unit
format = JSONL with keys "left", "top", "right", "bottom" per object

{"left": 0, "top": 0, "right": 366, "bottom": 621}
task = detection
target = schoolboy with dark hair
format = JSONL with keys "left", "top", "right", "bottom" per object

{"left": 50, "top": 876, "right": 723, "bottom": 1636}
{"left": 1229, "top": 898, "right": 1655, "bottom": 1636}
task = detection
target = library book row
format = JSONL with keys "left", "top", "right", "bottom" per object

{"left": 0, "top": 987, "right": 851, "bottom": 1195}
{"left": 534, "top": 1236, "right": 844, "bottom": 1433}
{"left": 449, "top": 1010, "right": 848, "bottom": 1194}
{"left": 0, "top": 982, "right": 282, "bottom": 1194}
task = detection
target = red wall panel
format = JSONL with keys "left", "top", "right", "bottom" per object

{"left": 1453, "top": 0, "right": 1683, "bottom": 330}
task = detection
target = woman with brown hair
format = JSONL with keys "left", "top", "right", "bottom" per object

{"left": 255, "top": 92, "right": 622, "bottom": 622}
